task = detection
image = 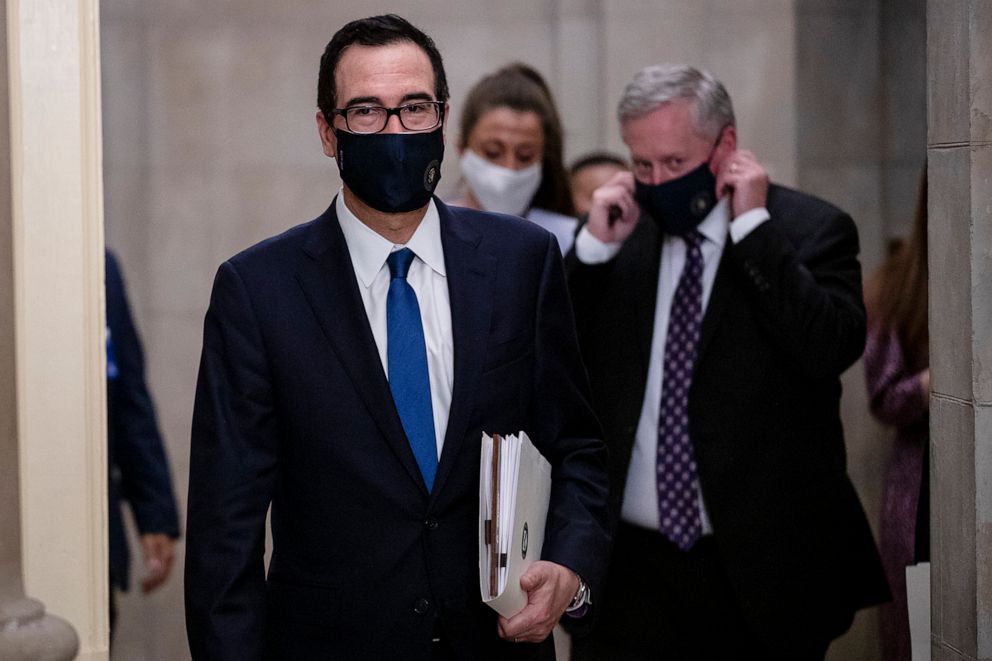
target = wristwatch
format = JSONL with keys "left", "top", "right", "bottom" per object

{"left": 565, "top": 576, "right": 591, "bottom": 612}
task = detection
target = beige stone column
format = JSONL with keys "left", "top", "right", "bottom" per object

{"left": 550, "top": 0, "right": 606, "bottom": 163}
{"left": 927, "top": 1, "right": 992, "bottom": 659}
{"left": 0, "top": 0, "right": 83, "bottom": 658}
{"left": 2, "top": 0, "right": 109, "bottom": 658}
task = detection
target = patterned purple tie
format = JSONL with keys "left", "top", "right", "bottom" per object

{"left": 657, "top": 230, "right": 705, "bottom": 551}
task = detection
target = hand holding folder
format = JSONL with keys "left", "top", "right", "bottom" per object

{"left": 478, "top": 431, "right": 553, "bottom": 617}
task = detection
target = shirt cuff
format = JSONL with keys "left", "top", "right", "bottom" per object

{"left": 729, "top": 207, "right": 771, "bottom": 244}
{"left": 564, "top": 604, "right": 589, "bottom": 619}
{"left": 574, "top": 227, "right": 622, "bottom": 264}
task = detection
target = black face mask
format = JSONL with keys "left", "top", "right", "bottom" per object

{"left": 335, "top": 126, "right": 444, "bottom": 213}
{"left": 634, "top": 134, "right": 724, "bottom": 235}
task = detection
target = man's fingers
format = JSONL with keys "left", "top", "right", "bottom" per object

{"left": 499, "top": 600, "right": 550, "bottom": 639}
{"left": 605, "top": 169, "right": 635, "bottom": 191}
{"left": 499, "top": 605, "right": 554, "bottom": 643}
{"left": 140, "top": 572, "right": 167, "bottom": 594}
{"left": 496, "top": 562, "right": 577, "bottom": 643}
{"left": 146, "top": 555, "right": 165, "bottom": 575}
{"left": 616, "top": 194, "right": 639, "bottom": 224}
{"left": 139, "top": 534, "right": 177, "bottom": 594}
{"left": 498, "top": 565, "right": 559, "bottom": 641}
{"left": 587, "top": 182, "right": 640, "bottom": 244}
{"left": 717, "top": 148, "right": 769, "bottom": 217}
{"left": 518, "top": 563, "right": 550, "bottom": 592}
{"left": 498, "top": 610, "right": 534, "bottom": 640}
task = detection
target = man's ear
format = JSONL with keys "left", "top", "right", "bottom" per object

{"left": 716, "top": 124, "right": 737, "bottom": 155}
{"left": 316, "top": 111, "right": 337, "bottom": 158}
{"left": 709, "top": 124, "right": 737, "bottom": 172}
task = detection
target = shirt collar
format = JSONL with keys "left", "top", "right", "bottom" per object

{"left": 336, "top": 191, "right": 446, "bottom": 289}
{"left": 696, "top": 196, "right": 730, "bottom": 248}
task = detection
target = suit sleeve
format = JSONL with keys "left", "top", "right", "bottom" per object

{"left": 562, "top": 230, "right": 617, "bottom": 339}
{"left": 105, "top": 252, "right": 180, "bottom": 538}
{"left": 185, "top": 260, "right": 278, "bottom": 661}
{"left": 531, "top": 235, "right": 612, "bottom": 626}
{"left": 729, "top": 208, "right": 866, "bottom": 379}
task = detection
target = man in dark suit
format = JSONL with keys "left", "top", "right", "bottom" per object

{"left": 184, "top": 15, "right": 610, "bottom": 661}
{"left": 567, "top": 65, "right": 889, "bottom": 660}
{"left": 105, "top": 250, "right": 180, "bottom": 631}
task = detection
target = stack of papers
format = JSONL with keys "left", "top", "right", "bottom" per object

{"left": 478, "top": 431, "right": 552, "bottom": 617}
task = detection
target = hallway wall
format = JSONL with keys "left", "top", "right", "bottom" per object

{"left": 795, "top": 2, "right": 927, "bottom": 658}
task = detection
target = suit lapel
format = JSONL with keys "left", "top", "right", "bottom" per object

{"left": 295, "top": 201, "right": 428, "bottom": 492}
{"left": 430, "top": 201, "right": 496, "bottom": 502}
{"left": 632, "top": 218, "right": 664, "bottom": 380}
{"left": 696, "top": 238, "right": 735, "bottom": 364}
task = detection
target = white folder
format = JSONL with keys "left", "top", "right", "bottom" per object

{"left": 906, "top": 562, "right": 931, "bottom": 661}
{"left": 478, "top": 431, "right": 552, "bottom": 617}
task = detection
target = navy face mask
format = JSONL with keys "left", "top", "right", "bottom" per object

{"left": 335, "top": 126, "right": 444, "bottom": 214}
{"left": 634, "top": 134, "right": 724, "bottom": 235}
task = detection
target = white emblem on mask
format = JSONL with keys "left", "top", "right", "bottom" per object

{"left": 424, "top": 159, "right": 440, "bottom": 191}
{"left": 691, "top": 191, "right": 713, "bottom": 218}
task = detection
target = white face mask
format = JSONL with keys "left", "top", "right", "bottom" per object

{"left": 460, "top": 149, "right": 543, "bottom": 217}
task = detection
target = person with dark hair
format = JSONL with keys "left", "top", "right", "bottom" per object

{"left": 566, "top": 63, "right": 889, "bottom": 660}
{"left": 184, "top": 14, "right": 610, "bottom": 661}
{"left": 863, "top": 169, "right": 929, "bottom": 661}
{"left": 451, "top": 63, "right": 578, "bottom": 254}
{"left": 105, "top": 249, "right": 180, "bottom": 634}
{"left": 568, "top": 153, "right": 628, "bottom": 217}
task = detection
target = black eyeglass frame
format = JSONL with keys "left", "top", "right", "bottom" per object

{"left": 330, "top": 101, "right": 446, "bottom": 134}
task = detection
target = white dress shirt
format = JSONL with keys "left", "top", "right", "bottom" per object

{"left": 336, "top": 193, "right": 454, "bottom": 458}
{"left": 575, "top": 198, "right": 770, "bottom": 532}
{"left": 526, "top": 207, "right": 579, "bottom": 255}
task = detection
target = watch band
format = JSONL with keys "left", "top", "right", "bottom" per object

{"left": 565, "top": 576, "right": 590, "bottom": 612}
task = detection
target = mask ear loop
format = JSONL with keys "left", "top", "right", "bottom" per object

{"left": 707, "top": 125, "right": 730, "bottom": 169}
{"left": 709, "top": 125, "right": 732, "bottom": 196}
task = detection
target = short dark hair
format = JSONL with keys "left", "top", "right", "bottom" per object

{"left": 568, "top": 152, "right": 629, "bottom": 176}
{"left": 459, "top": 63, "right": 575, "bottom": 217}
{"left": 317, "top": 14, "right": 449, "bottom": 121}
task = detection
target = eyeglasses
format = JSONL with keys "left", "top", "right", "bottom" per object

{"left": 332, "top": 101, "right": 445, "bottom": 134}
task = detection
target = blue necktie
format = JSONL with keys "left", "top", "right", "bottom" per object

{"left": 386, "top": 248, "right": 438, "bottom": 490}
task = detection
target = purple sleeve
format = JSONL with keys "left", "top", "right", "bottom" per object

{"left": 863, "top": 323, "right": 928, "bottom": 427}
{"left": 564, "top": 604, "right": 589, "bottom": 619}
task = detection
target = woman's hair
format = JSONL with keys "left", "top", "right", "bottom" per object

{"left": 865, "top": 167, "right": 929, "bottom": 370}
{"left": 458, "top": 63, "right": 575, "bottom": 216}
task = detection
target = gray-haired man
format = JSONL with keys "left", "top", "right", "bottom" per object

{"left": 566, "top": 64, "right": 888, "bottom": 660}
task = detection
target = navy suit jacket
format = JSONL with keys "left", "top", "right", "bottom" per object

{"left": 106, "top": 250, "right": 181, "bottom": 590}
{"left": 567, "top": 185, "right": 889, "bottom": 653}
{"left": 185, "top": 199, "right": 610, "bottom": 661}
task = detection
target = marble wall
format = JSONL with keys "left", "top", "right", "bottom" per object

{"left": 101, "top": 2, "right": 918, "bottom": 659}
{"left": 926, "top": 1, "right": 992, "bottom": 658}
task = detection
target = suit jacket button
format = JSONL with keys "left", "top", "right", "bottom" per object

{"left": 414, "top": 598, "right": 431, "bottom": 615}
{"left": 425, "top": 518, "right": 439, "bottom": 530}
